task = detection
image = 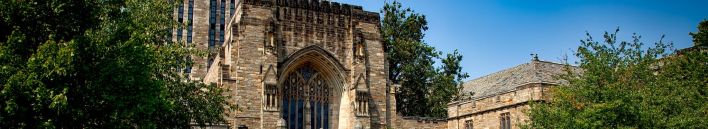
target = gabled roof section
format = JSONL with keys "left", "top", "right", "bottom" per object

{"left": 461, "top": 60, "right": 579, "bottom": 99}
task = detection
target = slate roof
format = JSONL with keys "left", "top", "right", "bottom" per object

{"left": 460, "top": 60, "right": 579, "bottom": 99}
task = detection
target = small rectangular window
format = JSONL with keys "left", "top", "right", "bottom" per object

{"left": 176, "top": 28, "right": 182, "bottom": 40}
{"left": 230, "top": 0, "right": 235, "bottom": 16}
{"left": 219, "top": 33, "right": 225, "bottom": 45}
{"left": 187, "top": 0, "right": 193, "bottom": 44}
{"left": 187, "top": 26, "right": 192, "bottom": 43}
{"left": 178, "top": 5, "right": 184, "bottom": 15}
{"left": 208, "top": 29, "right": 215, "bottom": 47}
{"left": 189, "top": 0, "right": 194, "bottom": 13}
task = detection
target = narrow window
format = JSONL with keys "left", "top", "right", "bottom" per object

{"left": 465, "top": 119, "right": 473, "bottom": 129}
{"left": 219, "top": 0, "right": 226, "bottom": 45}
{"left": 177, "top": 28, "right": 182, "bottom": 41}
{"left": 500, "top": 112, "right": 511, "bottom": 129}
{"left": 208, "top": 0, "right": 216, "bottom": 47}
{"left": 177, "top": 4, "right": 184, "bottom": 41}
{"left": 230, "top": 0, "right": 235, "bottom": 16}
{"left": 187, "top": 27, "right": 192, "bottom": 43}
{"left": 187, "top": 0, "right": 194, "bottom": 43}
{"left": 219, "top": 32, "right": 225, "bottom": 45}
{"left": 208, "top": 29, "right": 215, "bottom": 47}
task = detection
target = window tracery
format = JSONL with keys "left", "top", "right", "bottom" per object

{"left": 264, "top": 84, "right": 278, "bottom": 111}
{"left": 282, "top": 64, "right": 330, "bottom": 129}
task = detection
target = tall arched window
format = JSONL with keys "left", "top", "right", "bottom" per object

{"left": 282, "top": 64, "right": 330, "bottom": 129}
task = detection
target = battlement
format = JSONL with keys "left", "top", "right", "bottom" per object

{"left": 242, "top": 0, "right": 379, "bottom": 23}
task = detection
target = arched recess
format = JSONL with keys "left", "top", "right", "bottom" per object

{"left": 277, "top": 45, "right": 350, "bottom": 129}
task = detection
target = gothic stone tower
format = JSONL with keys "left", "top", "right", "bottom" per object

{"left": 200, "top": 0, "right": 389, "bottom": 128}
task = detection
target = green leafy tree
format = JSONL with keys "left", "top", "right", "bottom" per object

{"left": 524, "top": 27, "right": 708, "bottom": 128}
{"left": 429, "top": 50, "right": 469, "bottom": 117}
{"left": 381, "top": 0, "right": 437, "bottom": 117}
{"left": 690, "top": 20, "right": 708, "bottom": 47}
{"left": 0, "top": 0, "right": 230, "bottom": 128}
{"left": 381, "top": 1, "right": 468, "bottom": 117}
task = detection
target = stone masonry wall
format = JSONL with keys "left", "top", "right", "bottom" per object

{"left": 393, "top": 116, "right": 448, "bottom": 129}
{"left": 447, "top": 83, "right": 550, "bottom": 129}
{"left": 227, "top": 3, "right": 271, "bottom": 128}
{"left": 219, "top": 0, "right": 386, "bottom": 128}
{"left": 172, "top": 0, "right": 210, "bottom": 80}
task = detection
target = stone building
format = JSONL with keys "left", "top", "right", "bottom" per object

{"left": 181, "top": 0, "right": 402, "bottom": 128}
{"left": 175, "top": 0, "right": 576, "bottom": 128}
{"left": 446, "top": 58, "right": 579, "bottom": 129}
{"left": 172, "top": 0, "right": 240, "bottom": 79}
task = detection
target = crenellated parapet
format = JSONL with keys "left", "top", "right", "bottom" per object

{"left": 242, "top": 0, "right": 379, "bottom": 24}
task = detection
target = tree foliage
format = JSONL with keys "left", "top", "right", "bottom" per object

{"left": 524, "top": 27, "right": 708, "bottom": 128}
{"left": 0, "top": 0, "right": 230, "bottom": 128}
{"left": 429, "top": 50, "right": 469, "bottom": 117}
{"left": 381, "top": 1, "right": 468, "bottom": 117}
{"left": 689, "top": 20, "right": 708, "bottom": 47}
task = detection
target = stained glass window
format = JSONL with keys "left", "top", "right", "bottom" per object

{"left": 282, "top": 64, "right": 330, "bottom": 129}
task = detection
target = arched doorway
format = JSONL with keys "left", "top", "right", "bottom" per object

{"left": 282, "top": 63, "right": 330, "bottom": 129}
{"left": 278, "top": 46, "right": 348, "bottom": 129}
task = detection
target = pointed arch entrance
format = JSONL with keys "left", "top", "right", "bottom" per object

{"left": 278, "top": 46, "right": 347, "bottom": 129}
{"left": 282, "top": 64, "right": 329, "bottom": 129}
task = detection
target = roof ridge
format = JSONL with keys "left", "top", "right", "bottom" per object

{"left": 536, "top": 60, "right": 580, "bottom": 68}
{"left": 463, "top": 62, "right": 532, "bottom": 84}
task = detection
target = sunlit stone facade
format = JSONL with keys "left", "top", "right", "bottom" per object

{"left": 181, "top": 0, "right": 576, "bottom": 129}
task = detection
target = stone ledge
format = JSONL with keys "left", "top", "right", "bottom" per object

{"left": 400, "top": 115, "right": 447, "bottom": 123}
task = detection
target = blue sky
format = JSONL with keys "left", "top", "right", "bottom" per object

{"left": 335, "top": 0, "right": 708, "bottom": 80}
